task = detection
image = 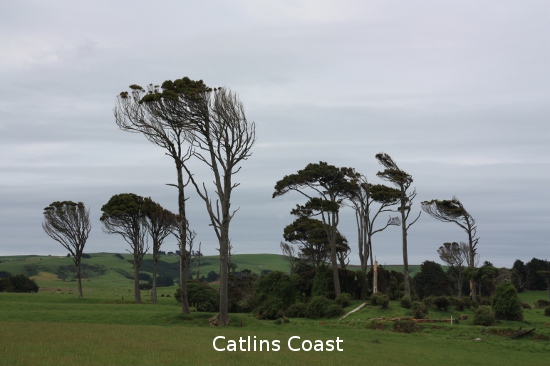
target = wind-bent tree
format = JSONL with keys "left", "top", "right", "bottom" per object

{"left": 348, "top": 175, "right": 401, "bottom": 288}
{"left": 42, "top": 201, "right": 91, "bottom": 298}
{"left": 274, "top": 161, "right": 359, "bottom": 297}
{"left": 179, "top": 84, "right": 256, "bottom": 326}
{"left": 279, "top": 242, "right": 299, "bottom": 275}
{"left": 375, "top": 153, "right": 421, "bottom": 299}
{"left": 437, "top": 242, "right": 470, "bottom": 298}
{"left": 143, "top": 197, "right": 178, "bottom": 304}
{"left": 101, "top": 193, "right": 149, "bottom": 304}
{"left": 421, "top": 197, "right": 479, "bottom": 300}
{"left": 114, "top": 78, "right": 209, "bottom": 313}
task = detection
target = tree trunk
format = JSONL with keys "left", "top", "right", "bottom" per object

{"left": 76, "top": 257, "right": 83, "bottom": 299}
{"left": 176, "top": 161, "right": 190, "bottom": 314}
{"left": 151, "top": 249, "right": 158, "bottom": 304}
{"left": 401, "top": 191, "right": 411, "bottom": 299}
{"left": 134, "top": 257, "right": 141, "bottom": 304}
{"left": 218, "top": 236, "right": 230, "bottom": 326}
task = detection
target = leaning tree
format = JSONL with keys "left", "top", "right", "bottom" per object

{"left": 42, "top": 201, "right": 91, "bottom": 298}
{"left": 114, "top": 78, "right": 210, "bottom": 313}
{"left": 177, "top": 83, "right": 256, "bottom": 326}
{"left": 375, "top": 153, "right": 421, "bottom": 299}
{"left": 422, "top": 197, "right": 479, "bottom": 300}
{"left": 273, "top": 161, "right": 359, "bottom": 297}
{"left": 347, "top": 174, "right": 401, "bottom": 289}
{"left": 101, "top": 193, "right": 149, "bottom": 304}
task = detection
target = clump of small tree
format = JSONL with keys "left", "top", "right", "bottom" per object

{"left": 0, "top": 274, "right": 39, "bottom": 293}
{"left": 491, "top": 282, "right": 523, "bottom": 321}
{"left": 473, "top": 307, "right": 495, "bottom": 326}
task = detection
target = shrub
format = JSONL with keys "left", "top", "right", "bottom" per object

{"left": 534, "top": 299, "right": 550, "bottom": 309}
{"left": 400, "top": 296, "right": 412, "bottom": 309}
{"left": 254, "top": 271, "right": 297, "bottom": 319}
{"left": 255, "top": 297, "right": 285, "bottom": 320}
{"left": 370, "top": 293, "right": 389, "bottom": 308}
{"left": 325, "top": 304, "right": 344, "bottom": 318}
{"left": 306, "top": 296, "right": 333, "bottom": 319}
{"left": 0, "top": 274, "right": 39, "bottom": 293}
{"left": 175, "top": 281, "right": 219, "bottom": 312}
{"left": 411, "top": 301, "right": 428, "bottom": 319}
{"left": 285, "top": 302, "right": 307, "bottom": 318}
{"left": 392, "top": 318, "right": 421, "bottom": 333}
{"left": 544, "top": 307, "right": 550, "bottom": 317}
{"left": 434, "top": 296, "right": 451, "bottom": 311}
{"left": 521, "top": 302, "right": 531, "bottom": 309}
{"left": 335, "top": 292, "right": 352, "bottom": 307}
{"left": 491, "top": 282, "right": 523, "bottom": 321}
{"left": 452, "top": 298, "right": 465, "bottom": 311}
{"left": 422, "top": 295, "right": 436, "bottom": 308}
{"left": 115, "top": 253, "right": 124, "bottom": 260}
{"left": 311, "top": 265, "right": 335, "bottom": 299}
{"left": 473, "top": 307, "right": 495, "bottom": 326}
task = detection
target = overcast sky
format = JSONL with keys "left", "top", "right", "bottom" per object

{"left": 1, "top": 0, "right": 549, "bottom": 268}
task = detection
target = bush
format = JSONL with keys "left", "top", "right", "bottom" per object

{"left": 0, "top": 274, "right": 39, "bottom": 293}
{"left": 534, "top": 299, "right": 550, "bottom": 309}
{"left": 115, "top": 253, "right": 124, "bottom": 260}
{"left": 306, "top": 296, "right": 333, "bottom": 319}
{"left": 422, "top": 295, "right": 436, "bottom": 308}
{"left": 521, "top": 302, "right": 531, "bottom": 309}
{"left": 335, "top": 292, "right": 352, "bottom": 307}
{"left": 370, "top": 293, "right": 389, "bottom": 308}
{"left": 544, "top": 307, "right": 550, "bottom": 316}
{"left": 254, "top": 271, "right": 297, "bottom": 319}
{"left": 400, "top": 296, "right": 411, "bottom": 309}
{"left": 175, "top": 281, "right": 219, "bottom": 312}
{"left": 452, "top": 298, "right": 465, "bottom": 311}
{"left": 473, "top": 307, "right": 495, "bottom": 326}
{"left": 434, "top": 296, "right": 451, "bottom": 311}
{"left": 311, "top": 265, "right": 334, "bottom": 299}
{"left": 325, "top": 304, "right": 344, "bottom": 318}
{"left": 411, "top": 301, "right": 428, "bottom": 319}
{"left": 392, "top": 318, "right": 421, "bottom": 333}
{"left": 285, "top": 302, "right": 307, "bottom": 318}
{"left": 491, "top": 282, "right": 523, "bottom": 321}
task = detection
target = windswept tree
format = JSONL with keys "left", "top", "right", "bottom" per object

{"left": 42, "top": 201, "right": 91, "bottom": 298}
{"left": 348, "top": 175, "right": 401, "bottom": 287}
{"left": 180, "top": 84, "right": 256, "bottom": 327}
{"left": 437, "top": 242, "right": 471, "bottom": 298}
{"left": 143, "top": 197, "right": 178, "bottom": 304}
{"left": 422, "top": 197, "right": 479, "bottom": 300}
{"left": 114, "top": 77, "right": 209, "bottom": 313}
{"left": 101, "top": 193, "right": 149, "bottom": 304}
{"left": 375, "top": 153, "right": 421, "bottom": 299}
{"left": 274, "top": 162, "right": 359, "bottom": 297}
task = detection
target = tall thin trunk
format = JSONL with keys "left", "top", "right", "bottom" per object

{"left": 134, "top": 256, "right": 141, "bottom": 304}
{"left": 176, "top": 161, "right": 190, "bottom": 314}
{"left": 151, "top": 247, "right": 158, "bottom": 304}
{"left": 76, "top": 257, "right": 83, "bottom": 299}
{"left": 401, "top": 189, "right": 411, "bottom": 299}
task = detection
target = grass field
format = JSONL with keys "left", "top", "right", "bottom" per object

{"left": 1, "top": 254, "right": 550, "bottom": 365}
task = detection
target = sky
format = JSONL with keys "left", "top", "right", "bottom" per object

{"left": 1, "top": 0, "right": 549, "bottom": 268}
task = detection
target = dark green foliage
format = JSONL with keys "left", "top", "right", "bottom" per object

{"left": 422, "top": 295, "right": 436, "bottom": 308}
{"left": 24, "top": 264, "right": 39, "bottom": 277}
{"left": 206, "top": 271, "right": 218, "bottom": 282}
{"left": 392, "top": 318, "right": 422, "bottom": 333}
{"left": 138, "top": 273, "right": 152, "bottom": 281}
{"left": 55, "top": 264, "right": 106, "bottom": 281}
{"left": 526, "top": 258, "right": 550, "bottom": 290}
{"left": 292, "top": 268, "right": 316, "bottom": 299}
{"left": 311, "top": 265, "right": 334, "bottom": 299}
{"left": 228, "top": 271, "right": 258, "bottom": 313}
{"left": 434, "top": 296, "right": 451, "bottom": 311}
{"left": 285, "top": 302, "right": 307, "bottom": 318}
{"left": 520, "top": 302, "right": 531, "bottom": 309}
{"left": 114, "top": 268, "right": 134, "bottom": 280}
{"left": 491, "top": 282, "right": 523, "bottom": 321}
{"left": 511, "top": 259, "right": 528, "bottom": 292}
{"left": 335, "top": 292, "right": 352, "bottom": 307}
{"left": 544, "top": 307, "right": 550, "bottom": 316}
{"left": 0, "top": 271, "right": 10, "bottom": 279}
{"left": 155, "top": 275, "right": 174, "bottom": 287}
{"left": 453, "top": 298, "right": 465, "bottom": 311}
{"left": 400, "top": 296, "right": 412, "bottom": 309}
{"left": 473, "top": 306, "right": 495, "bottom": 326}
{"left": 0, "top": 274, "right": 39, "bottom": 293}
{"left": 139, "top": 283, "right": 152, "bottom": 290}
{"left": 339, "top": 269, "right": 359, "bottom": 298}
{"left": 413, "top": 261, "right": 451, "bottom": 299}
{"left": 115, "top": 253, "right": 124, "bottom": 260}
{"left": 305, "top": 296, "right": 334, "bottom": 319}
{"left": 534, "top": 299, "right": 550, "bottom": 309}
{"left": 325, "top": 304, "right": 344, "bottom": 318}
{"left": 411, "top": 301, "right": 428, "bottom": 319}
{"left": 175, "top": 281, "right": 219, "bottom": 312}
{"left": 366, "top": 266, "right": 404, "bottom": 299}
{"left": 254, "top": 271, "right": 297, "bottom": 319}
{"left": 370, "top": 293, "right": 389, "bottom": 308}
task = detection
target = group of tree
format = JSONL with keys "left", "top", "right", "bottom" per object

{"left": 274, "top": 153, "right": 421, "bottom": 299}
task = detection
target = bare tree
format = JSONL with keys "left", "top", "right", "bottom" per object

{"left": 375, "top": 153, "right": 421, "bottom": 299}
{"left": 347, "top": 175, "right": 401, "bottom": 290}
{"left": 42, "top": 201, "right": 91, "bottom": 298}
{"left": 183, "top": 87, "right": 256, "bottom": 326}
{"left": 114, "top": 79, "right": 209, "bottom": 313}
{"left": 437, "top": 241, "right": 473, "bottom": 298}
{"left": 422, "top": 197, "right": 479, "bottom": 300}
{"left": 280, "top": 242, "right": 299, "bottom": 275}
{"left": 143, "top": 197, "right": 178, "bottom": 304}
{"left": 100, "top": 193, "right": 149, "bottom": 304}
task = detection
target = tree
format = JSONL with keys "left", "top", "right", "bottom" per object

{"left": 492, "top": 282, "right": 523, "bottom": 321}
{"left": 375, "top": 153, "right": 421, "bottom": 299}
{"left": 413, "top": 260, "right": 451, "bottom": 299}
{"left": 273, "top": 162, "right": 359, "bottom": 297}
{"left": 511, "top": 259, "right": 528, "bottom": 292}
{"left": 437, "top": 242, "right": 470, "bottom": 298}
{"left": 114, "top": 78, "right": 209, "bottom": 313}
{"left": 143, "top": 197, "right": 178, "bottom": 304}
{"left": 421, "top": 197, "right": 479, "bottom": 300}
{"left": 279, "top": 242, "right": 299, "bottom": 275}
{"left": 42, "top": 201, "right": 91, "bottom": 298}
{"left": 181, "top": 84, "right": 256, "bottom": 326}
{"left": 100, "top": 193, "right": 149, "bottom": 304}
{"left": 347, "top": 174, "right": 401, "bottom": 289}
